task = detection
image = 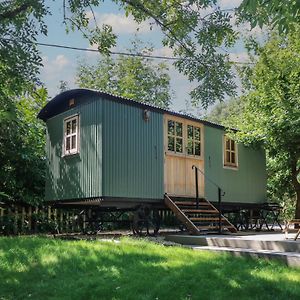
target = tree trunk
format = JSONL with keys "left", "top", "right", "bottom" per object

{"left": 295, "top": 187, "right": 300, "bottom": 219}
{"left": 291, "top": 156, "right": 300, "bottom": 219}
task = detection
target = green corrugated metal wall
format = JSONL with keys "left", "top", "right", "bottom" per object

{"left": 45, "top": 95, "right": 164, "bottom": 201}
{"left": 45, "top": 92, "right": 266, "bottom": 204}
{"left": 45, "top": 95, "right": 102, "bottom": 201}
{"left": 102, "top": 99, "right": 164, "bottom": 200}
{"left": 204, "top": 125, "right": 267, "bottom": 204}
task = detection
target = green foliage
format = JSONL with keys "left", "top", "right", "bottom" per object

{"left": 0, "top": 215, "right": 15, "bottom": 235}
{"left": 0, "top": 88, "right": 47, "bottom": 204}
{"left": 76, "top": 41, "right": 172, "bottom": 109}
{"left": 231, "top": 29, "right": 300, "bottom": 218}
{"left": 0, "top": 1, "right": 48, "bottom": 95}
{"left": 1, "top": 237, "right": 300, "bottom": 299}
{"left": 119, "top": 1, "right": 238, "bottom": 108}
{"left": 205, "top": 97, "right": 245, "bottom": 127}
{"left": 238, "top": 0, "right": 300, "bottom": 34}
{"left": 0, "top": 2, "right": 49, "bottom": 205}
{"left": 1, "top": 1, "right": 300, "bottom": 110}
{"left": 58, "top": 80, "right": 69, "bottom": 93}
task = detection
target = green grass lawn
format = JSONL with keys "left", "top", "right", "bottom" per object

{"left": 0, "top": 237, "right": 299, "bottom": 300}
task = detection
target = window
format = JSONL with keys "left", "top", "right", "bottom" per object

{"left": 187, "top": 125, "right": 201, "bottom": 156}
{"left": 224, "top": 136, "right": 237, "bottom": 168}
{"left": 63, "top": 115, "right": 79, "bottom": 156}
{"left": 167, "top": 120, "right": 183, "bottom": 153}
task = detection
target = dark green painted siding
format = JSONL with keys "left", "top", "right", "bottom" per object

{"left": 45, "top": 96, "right": 102, "bottom": 201}
{"left": 102, "top": 99, "right": 164, "bottom": 200}
{"left": 45, "top": 95, "right": 164, "bottom": 201}
{"left": 204, "top": 126, "right": 267, "bottom": 204}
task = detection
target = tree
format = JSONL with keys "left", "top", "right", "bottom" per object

{"left": 231, "top": 29, "right": 300, "bottom": 218}
{"left": 58, "top": 80, "right": 69, "bottom": 93}
{"left": 0, "top": 88, "right": 47, "bottom": 204}
{"left": 1, "top": 1, "right": 237, "bottom": 109}
{"left": 205, "top": 97, "right": 244, "bottom": 126}
{"left": 1, "top": 1, "right": 299, "bottom": 109}
{"left": 76, "top": 43, "right": 172, "bottom": 109}
{"left": 238, "top": 0, "right": 300, "bottom": 34}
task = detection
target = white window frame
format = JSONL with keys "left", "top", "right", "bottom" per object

{"left": 223, "top": 136, "right": 238, "bottom": 169}
{"left": 63, "top": 114, "right": 80, "bottom": 156}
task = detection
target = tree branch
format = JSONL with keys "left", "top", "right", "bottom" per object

{"left": 122, "top": 0, "right": 194, "bottom": 56}
{"left": 0, "top": 3, "right": 30, "bottom": 20}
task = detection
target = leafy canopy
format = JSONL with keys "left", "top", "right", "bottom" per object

{"left": 231, "top": 29, "right": 300, "bottom": 217}
{"left": 1, "top": 1, "right": 300, "bottom": 108}
{"left": 76, "top": 41, "right": 172, "bottom": 109}
{"left": 238, "top": 0, "right": 300, "bottom": 34}
{"left": 0, "top": 88, "right": 47, "bottom": 204}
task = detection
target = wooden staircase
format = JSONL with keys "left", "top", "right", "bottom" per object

{"left": 164, "top": 194, "right": 237, "bottom": 234}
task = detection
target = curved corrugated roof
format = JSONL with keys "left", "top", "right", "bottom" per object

{"left": 37, "top": 88, "right": 227, "bottom": 130}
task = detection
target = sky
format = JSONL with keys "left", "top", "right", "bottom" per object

{"left": 38, "top": 0, "right": 255, "bottom": 113}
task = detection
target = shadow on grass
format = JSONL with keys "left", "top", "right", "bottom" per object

{"left": 0, "top": 237, "right": 299, "bottom": 300}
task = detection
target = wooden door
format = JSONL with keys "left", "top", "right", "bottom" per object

{"left": 164, "top": 115, "right": 204, "bottom": 197}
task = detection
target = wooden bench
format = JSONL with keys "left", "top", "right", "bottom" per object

{"left": 284, "top": 219, "right": 300, "bottom": 241}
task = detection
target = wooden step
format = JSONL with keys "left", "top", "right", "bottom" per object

{"left": 197, "top": 225, "right": 221, "bottom": 230}
{"left": 226, "top": 225, "right": 238, "bottom": 233}
{"left": 164, "top": 194, "right": 237, "bottom": 235}
{"left": 197, "top": 225, "right": 236, "bottom": 231}
{"left": 164, "top": 194, "right": 200, "bottom": 235}
{"left": 190, "top": 217, "right": 226, "bottom": 221}
{"left": 174, "top": 201, "right": 210, "bottom": 206}
{"left": 182, "top": 209, "right": 218, "bottom": 213}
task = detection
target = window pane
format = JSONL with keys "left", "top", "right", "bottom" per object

{"left": 72, "top": 119, "right": 77, "bottom": 134}
{"left": 168, "top": 136, "right": 175, "bottom": 151}
{"left": 187, "top": 125, "right": 193, "bottom": 139}
{"left": 176, "top": 138, "right": 183, "bottom": 153}
{"left": 231, "top": 152, "right": 235, "bottom": 164}
{"left": 71, "top": 135, "right": 76, "bottom": 150}
{"left": 187, "top": 139, "right": 194, "bottom": 155}
{"left": 66, "top": 121, "right": 71, "bottom": 135}
{"left": 226, "top": 151, "right": 230, "bottom": 163}
{"left": 231, "top": 140, "right": 235, "bottom": 151}
{"left": 194, "top": 127, "right": 201, "bottom": 141}
{"left": 226, "top": 138, "right": 230, "bottom": 150}
{"left": 176, "top": 122, "right": 183, "bottom": 137}
{"left": 66, "top": 137, "right": 70, "bottom": 151}
{"left": 195, "top": 142, "right": 201, "bottom": 156}
{"left": 168, "top": 120, "right": 175, "bottom": 135}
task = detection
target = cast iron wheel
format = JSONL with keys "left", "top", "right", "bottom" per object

{"left": 132, "top": 205, "right": 160, "bottom": 236}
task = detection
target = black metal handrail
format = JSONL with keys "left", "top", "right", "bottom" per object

{"left": 192, "top": 165, "right": 224, "bottom": 234}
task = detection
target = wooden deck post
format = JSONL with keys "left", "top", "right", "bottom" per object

{"left": 83, "top": 210, "right": 86, "bottom": 232}
{"left": 28, "top": 206, "right": 32, "bottom": 232}
{"left": 14, "top": 205, "right": 18, "bottom": 235}
{"left": 48, "top": 206, "right": 51, "bottom": 221}
{"left": 54, "top": 209, "right": 57, "bottom": 232}
{"left": 72, "top": 212, "right": 75, "bottom": 232}
{"left": 66, "top": 212, "right": 69, "bottom": 232}
{"left": 34, "top": 207, "right": 39, "bottom": 233}
{"left": 60, "top": 210, "right": 63, "bottom": 233}
{"left": 21, "top": 206, "right": 25, "bottom": 233}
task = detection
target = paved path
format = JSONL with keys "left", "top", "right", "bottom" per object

{"left": 165, "top": 232, "right": 300, "bottom": 267}
{"left": 191, "top": 245, "right": 300, "bottom": 267}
